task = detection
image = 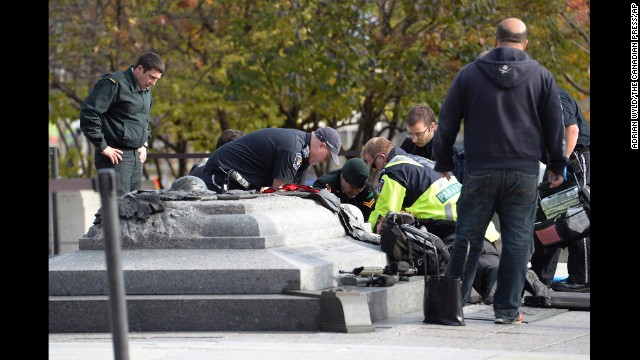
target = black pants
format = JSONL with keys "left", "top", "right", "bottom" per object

{"left": 530, "top": 236, "right": 590, "bottom": 285}
{"left": 438, "top": 227, "right": 500, "bottom": 299}
{"left": 567, "top": 148, "right": 590, "bottom": 188}
{"left": 472, "top": 239, "right": 500, "bottom": 297}
{"left": 415, "top": 218, "right": 456, "bottom": 242}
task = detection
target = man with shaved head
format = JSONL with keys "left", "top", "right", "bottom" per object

{"left": 432, "top": 18, "right": 566, "bottom": 325}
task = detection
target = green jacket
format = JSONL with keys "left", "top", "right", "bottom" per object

{"left": 313, "top": 169, "right": 378, "bottom": 220}
{"left": 80, "top": 67, "right": 152, "bottom": 151}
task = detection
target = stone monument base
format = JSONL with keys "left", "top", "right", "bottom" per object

{"left": 49, "top": 193, "right": 424, "bottom": 332}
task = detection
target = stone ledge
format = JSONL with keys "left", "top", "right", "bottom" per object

{"left": 49, "top": 294, "right": 321, "bottom": 333}
{"left": 79, "top": 194, "right": 349, "bottom": 250}
{"left": 50, "top": 240, "right": 387, "bottom": 295}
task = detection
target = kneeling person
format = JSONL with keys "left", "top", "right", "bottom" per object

{"left": 191, "top": 127, "right": 342, "bottom": 193}
{"left": 314, "top": 158, "right": 378, "bottom": 221}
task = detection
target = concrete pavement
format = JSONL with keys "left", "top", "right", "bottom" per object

{"left": 48, "top": 305, "right": 589, "bottom": 360}
{"left": 49, "top": 264, "right": 589, "bottom": 360}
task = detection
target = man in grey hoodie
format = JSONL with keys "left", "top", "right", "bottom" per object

{"left": 432, "top": 18, "right": 566, "bottom": 325}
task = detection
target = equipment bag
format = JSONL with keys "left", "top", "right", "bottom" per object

{"left": 534, "top": 204, "right": 590, "bottom": 248}
{"left": 380, "top": 212, "right": 449, "bottom": 275}
{"left": 534, "top": 175, "right": 590, "bottom": 249}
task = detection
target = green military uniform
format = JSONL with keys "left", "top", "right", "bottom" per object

{"left": 80, "top": 67, "right": 152, "bottom": 196}
{"left": 313, "top": 170, "right": 378, "bottom": 221}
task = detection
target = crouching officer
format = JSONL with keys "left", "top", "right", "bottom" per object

{"left": 313, "top": 158, "right": 378, "bottom": 220}
{"left": 361, "top": 137, "right": 499, "bottom": 240}
{"left": 191, "top": 127, "right": 342, "bottom": 193}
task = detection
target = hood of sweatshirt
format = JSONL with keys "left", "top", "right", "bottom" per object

{"left": 475, "top": 47, "right": 540, "bottom": 89}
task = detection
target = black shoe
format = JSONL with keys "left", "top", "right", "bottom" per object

{"left": 483, "top": 283, "right": 497, "bottom": 305}
{"left": 525, "top": 270, "right": 550, "bottom": 297}
{"left": 552, "top": 280, "right": 590, "bottom": 293}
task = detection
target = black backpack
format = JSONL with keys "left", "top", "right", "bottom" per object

{"left": 380, "top": 212, "right": 449, "bottom": 275}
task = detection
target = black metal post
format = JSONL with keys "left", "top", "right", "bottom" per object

{"left": 49, "top": 147, "right": 60, "bottom": 255}
{"left": 96, "top": 169, "right": 130, "bottom": 360}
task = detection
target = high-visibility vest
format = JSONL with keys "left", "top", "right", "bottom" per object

{"left": 368, "top": 154, "right": 500, "bottom": 241}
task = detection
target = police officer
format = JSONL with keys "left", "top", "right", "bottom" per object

{"left": 363, "top": 137, "right": 500, "bottom": 304}
{"left": 559, "top": 87, "right": 590, "bottom": 188}
{"left": 216, "top": 129, "right": 245, "bottom": 149}
{"left": 313, "top": 158, "right": 378, "bottom": 220}
{"left": 192, "top": 127, "right": 342, "bottom": 193}
{"left": 530, "top": 87, "right": 591, "bottom": 293}
{"left": 80, "top": 52, "right": 165, "bottom": 196}
{"left": 361, "top": 137, "right": 499, "bottom": 240}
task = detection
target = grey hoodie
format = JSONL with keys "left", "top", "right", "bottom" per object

{"left": 433, "top": 47, "right": 566, "bottom": 176}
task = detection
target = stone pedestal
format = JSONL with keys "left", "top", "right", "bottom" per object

{"left": 49, "top": 193, "right": 422, "bottom": 332}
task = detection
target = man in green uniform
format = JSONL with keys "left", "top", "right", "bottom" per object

{"left": 313, "top": 158, "right": 378, "bottom": 221}
{"left": 80, "top": 52, "right": 165, "bottom": 196}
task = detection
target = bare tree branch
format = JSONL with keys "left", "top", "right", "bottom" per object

{"left": 560, "top": 11, "right": 590, "bottom": 47}
{"left": 563, "top": 73, "right": 590, "bottom": 95}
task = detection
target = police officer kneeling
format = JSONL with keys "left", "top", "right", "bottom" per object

{"left": 191, "top": 127, "right": 342, "bottom": 193}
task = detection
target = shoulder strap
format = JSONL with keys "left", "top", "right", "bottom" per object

{"left": 104, "top": 71, "right": 126, "bottom": 84}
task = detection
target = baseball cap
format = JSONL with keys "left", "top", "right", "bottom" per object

{"left": 315, "top": 127, "right": 342, "bottom": 165}
{"left": 341, "top": 158, "right": 370, "bottom": 188}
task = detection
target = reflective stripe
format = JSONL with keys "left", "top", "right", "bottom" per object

{"left": 444, "top": 202, "right": 454, "bottom": 221}
{"left": 581, "top": 237, "right": 589, "bottom": 284}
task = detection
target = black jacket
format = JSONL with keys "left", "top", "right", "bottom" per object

{"left": 433, "top": 47, "right": 566, "bottom": 176}
{"left": 400, "top": 137, "right": 433, "bottom": 160}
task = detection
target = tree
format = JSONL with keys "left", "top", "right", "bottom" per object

{"left": 49, "top": 0, "right": 590, "bottom": 183}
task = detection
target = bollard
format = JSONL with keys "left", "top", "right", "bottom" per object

{"left": 96, "top": 169, "right": 130, "bottom": 360}
{"left": 49, "top": 147, "right": 60, "bottom": 255}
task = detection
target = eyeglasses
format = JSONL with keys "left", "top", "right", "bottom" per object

{"left": 368, "top": 154, "right": 382, "bottom": 172}
{"left": 407, "top": 128, "right": 429, "bottom": 140}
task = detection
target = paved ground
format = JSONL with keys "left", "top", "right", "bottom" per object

{"left": 49, "top": 263, "right": 588, "bottom": 360}
{"left": 49, "top": 304, "right": 589, "bottom": 360}
{"left": 49, "top": 263, "right": 591, "bottom": 360}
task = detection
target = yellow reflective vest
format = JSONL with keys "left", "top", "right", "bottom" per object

{"left": 367, "top": 148, "right": 499, "bottom": 241}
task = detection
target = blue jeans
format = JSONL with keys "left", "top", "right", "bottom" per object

{"left": 444, "top": 169, "right": 538, "bottom": 321}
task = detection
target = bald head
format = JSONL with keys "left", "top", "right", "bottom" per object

{"left": 495, "top": 18, "right": 528, "bottom": 49}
